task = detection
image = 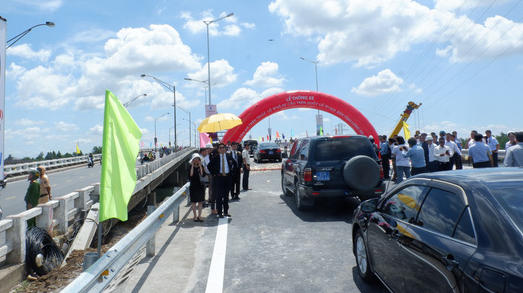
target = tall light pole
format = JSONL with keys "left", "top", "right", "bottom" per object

{"left": 203, "top": 12, "right": 234, "bottom": 106}
{"left": 300, "top": 57, "right": 322, "bottom": 135}
{"left": 178, "top": 106, "right": 191, "bottom": 147}
{"left": 154, "top": 112, "right": 169, "bottom": 152}
{"left": 141, "top": 74, "right": 177, "bottom": 149}
{"left": 123, "top": 93, "right": 147, "bottom": 108}
{"left": 184, "top": 119, "right": 198, "bottom": 147}
{"left": 6, "top": 21, "right": 55, "bottom": 49}
{"left": 184, "top": 77, "right": 217, "bottom": 105}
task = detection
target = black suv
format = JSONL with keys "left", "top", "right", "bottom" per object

{"left": 281, "top": 135, "right": 384, "bottom": 210}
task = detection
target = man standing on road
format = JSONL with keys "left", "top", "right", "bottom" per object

{"left": 504, "top": 131, "right": 523, "bottom": 167}
{"left": 434, "top": 138, "right": 452, "bottom": 171}
{"left": 468, "top": 134, "right": 493, "bottom": 168}
{"left": 228, "top": 142, "right": 243, "bottom": 200}
{"left": 401, "top": 138, "right": 427, "bottom": 176}
{"left": 485, "top": 130, "right": 499, "bottom": 167}
{"left": 37, "top": 166, "right": 51, "bottom": 204}
{"left": 208, "top": 143, "right": 237, "bottom": 218}
{"left": 242, "top": 144, "right": 252, "bottom": 191}
{"left": 25, "top": 170, "right": 40, "bottom": 227}
{"left": 379, "top": 135, "right": 391, "bottom": 179}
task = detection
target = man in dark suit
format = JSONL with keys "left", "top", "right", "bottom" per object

{"left": 208, "top": 142, "right": 238, "bottom": 218}
{"left": 228, "top": 142, "right": 243, "bottom": 200}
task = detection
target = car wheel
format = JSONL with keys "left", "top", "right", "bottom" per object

{"left": 354, "top": 229, "right": 377, "bottom": 283}
{"left": 282, "top": 175, "right": 291, "bottom": 196}
{"left": 343, "top": 156, "right": 380, "bottom": 191}
{"left": 295, "top": 181, "right": 305, "bottom": 211}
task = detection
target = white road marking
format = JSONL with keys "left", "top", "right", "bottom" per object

{"left": 6, "top": 196, "right": 15, "bottom": 200}
{"left": 205, "top": 217, "right": 228, "bottom": 293}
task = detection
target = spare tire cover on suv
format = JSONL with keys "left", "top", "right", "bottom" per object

{"left": 343, "top": 155, "right": 380, "bottom": 191}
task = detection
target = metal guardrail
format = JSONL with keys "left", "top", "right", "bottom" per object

{"left": 60, "top": 183, "right": 190, "bottom": 293}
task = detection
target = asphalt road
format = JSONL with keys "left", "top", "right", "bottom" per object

{"left": 183, "top": 160, "right": 389, "bottom": 293}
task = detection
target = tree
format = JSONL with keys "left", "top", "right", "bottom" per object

{"left": 496, "top": 132, "right": 508, "bottom": 150}
{"left": 92, "top": 146, "right": 102, "bottom": 154}
{"left": 36, "top": 152, "right": 45, "bottom": 161}
{"left": 57, "top": 151, "right": 62, "bottom": 158}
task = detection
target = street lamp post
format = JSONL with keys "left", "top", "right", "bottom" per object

{"left": 6, "top": 21, "right": 55, "bottom": 49}
{"left": 178, "top": 107, "right": 191, "bottom": 147}
{"left": 154, "top": 112, "right": 169, "bottom": 152}
{"left": 203, "top": 13, "right": 234, "bottom": 106}
{"left": 141, "top": 74, "right": 177, "bottom": 149}
{"left": 184, "top": 78, "right": 217, "bottom": 105}
{"left": 184, "top": 119, "right": 198, "bottom": 147}
{"left": 123, "top": 93, "right": 147, "bottom": 108}
{"left": 301, "top": 57, "right": 323, "bottom": 135}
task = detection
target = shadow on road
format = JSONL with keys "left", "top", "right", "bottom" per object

{"left": 279, "top": 193, "right": 363, "bottom": 223}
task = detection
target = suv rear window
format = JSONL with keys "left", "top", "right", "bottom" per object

{"left": 313, "top": 137, "right": 376, "bottom": 161}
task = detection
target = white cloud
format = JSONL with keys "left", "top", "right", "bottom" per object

{"left": 14, "top": 24, "right": 203, "bottom": 111}
{"left": 218, "top": 87, "right": 284, "bottom": 110}
{"left": 182, "top": 11, "right": 246, "bottom": 37}
{"left": 7, "top": 63, "right": 27, "bottom": 79}
{"left": 55, "top": 121, "right": 79, "bottom": 131}
{"left": 434, "top": 0, "right": 513, "bottom": 12}
{"left": 7, "top": 44, "right": 52, "bottom": 62}
{"left": 351, "top": 69, "right": 403, "bottom": 97}
{"left": 88, "top": 124, "right": 103, "bottom": 136}
{"left": 245, "top": 61, "right": 285, "bottom": 87}
{"left": 186, "top": 59, "right": 237, "bottom": 89}
{"left": 13, "top": 118, "right": 39, "bottom": 126}
{"left": 269, "top": 0, "right": 523, "bottom": 67}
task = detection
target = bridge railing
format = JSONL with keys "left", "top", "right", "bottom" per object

{"left": 61, "top": 183, "right": 190, "bottom": 293}
{"left": 0, "top": 148, "right": 195, "bottom": 269}
{"left": 4, "top": 154, "right": 102, "bottom": 178}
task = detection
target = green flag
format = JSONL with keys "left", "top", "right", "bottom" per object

{"left": 99, "top": 90, "right": 142, "bottom": 222}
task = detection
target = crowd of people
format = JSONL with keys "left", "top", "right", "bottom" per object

{"left": 187, "top": 141, "right": 253, "bottom": 221}
{"left": 378, "top": 130, "right": 523, "bottom": 184}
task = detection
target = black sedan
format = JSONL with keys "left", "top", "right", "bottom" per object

{"left": 254, "top": 142, "right": 282, "bottom": 162}
{"left": 352, "top": 168, "right": 523, "bottom": 293}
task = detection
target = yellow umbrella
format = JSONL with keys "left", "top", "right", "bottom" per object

{"left": 197, "top": 113, "right": 242, "bottom": 133}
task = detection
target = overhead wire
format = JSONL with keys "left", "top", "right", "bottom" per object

{"left": 372, "top": 0, "right": 469, "bottom": 116}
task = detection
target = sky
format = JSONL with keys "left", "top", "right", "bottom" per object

{"left": 2, "top": 0, "right": 523, "bottom": 158}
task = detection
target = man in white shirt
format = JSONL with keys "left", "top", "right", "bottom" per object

{"left": 425, "top": 136, "right": 438, "bottom": 172}
{"left": 242, "top": 144, "right": 252, "bottom": 191}
{"left": 445, "top": 133, "right": 461, "bottom": 170}
{"left": 485, "top": 130, "right": 500, "bottom": 167}
{"left": 504, "top": 131, "right": 523, "bottom": 167}
{"left": 434, "top": 137, "right": 452, "bottom": 171}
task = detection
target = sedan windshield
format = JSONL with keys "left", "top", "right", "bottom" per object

{"left": 489, "top": 186, "right": 523, "bottom": 231}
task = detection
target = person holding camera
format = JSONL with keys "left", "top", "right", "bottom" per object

{"left": 188, "top": 153, "right": 206, "bottom": 222}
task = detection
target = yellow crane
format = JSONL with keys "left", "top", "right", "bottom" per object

{"left": 390, "top": 102, "right": 422, "bottom": 138}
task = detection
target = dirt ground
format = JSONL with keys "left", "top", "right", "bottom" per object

{"left": 10, "top": 209, "right": 147, "bottom": 293}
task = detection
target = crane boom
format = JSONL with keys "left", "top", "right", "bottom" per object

{"left": 390, "top": 102, "right": 421, "bottom": 138}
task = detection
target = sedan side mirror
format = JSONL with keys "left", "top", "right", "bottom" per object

{"left": 360, "top": 198, "right": 379, "bottom": 213}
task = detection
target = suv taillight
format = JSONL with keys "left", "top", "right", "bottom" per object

{"left": 276, "top": 149, "right": 281, "bottom": 153}
{"left": 304, "top": 168, "right": 312, "bottom": 182}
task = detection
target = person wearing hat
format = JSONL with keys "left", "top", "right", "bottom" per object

{"left": 37, "top": 166, "right": 51, "bottom": 204}
{"left": 25, "top": 170, "right": 40, "bottom": 226}
{"left": 188, "top": 153, "right": 206, "bottom": 222}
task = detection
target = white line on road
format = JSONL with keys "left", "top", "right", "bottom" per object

{"left": 5, "top": 196, "right": 15, "bottom": 200}
{"left": 205, "top": 217, "right": 229, "bottom": 293}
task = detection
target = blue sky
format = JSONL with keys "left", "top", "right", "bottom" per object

{"left": 2, "top": 0, "right": 523, "bottom": 157}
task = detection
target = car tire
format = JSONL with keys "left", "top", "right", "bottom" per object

{"left": 295, "top": 181, "right": 305, "bottom": 211}
{"left": 354, "top": 229, "right": 377, "bottom": 283}
{"left": 343, "top": 156, "right": 380, "bottom": 191}
{"left": 282, "top": 175, "right": 291, "bottom": 196}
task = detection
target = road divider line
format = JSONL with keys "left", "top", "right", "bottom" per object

{"left": 205, "top": 217, "right": 228, "bottom": 293}
{"left": 6, "top": 196, "right": 15, "bottom": 200}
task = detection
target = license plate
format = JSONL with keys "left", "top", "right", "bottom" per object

{"left": 269, "top": 151, "right": 273, "bottom": 154}
{"left": 316, "top": 171, "right": 330, "bottom": 181}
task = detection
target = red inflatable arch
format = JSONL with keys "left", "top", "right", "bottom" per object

{"left": 223, "top": 90, "right": 379, "bottom": 144}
